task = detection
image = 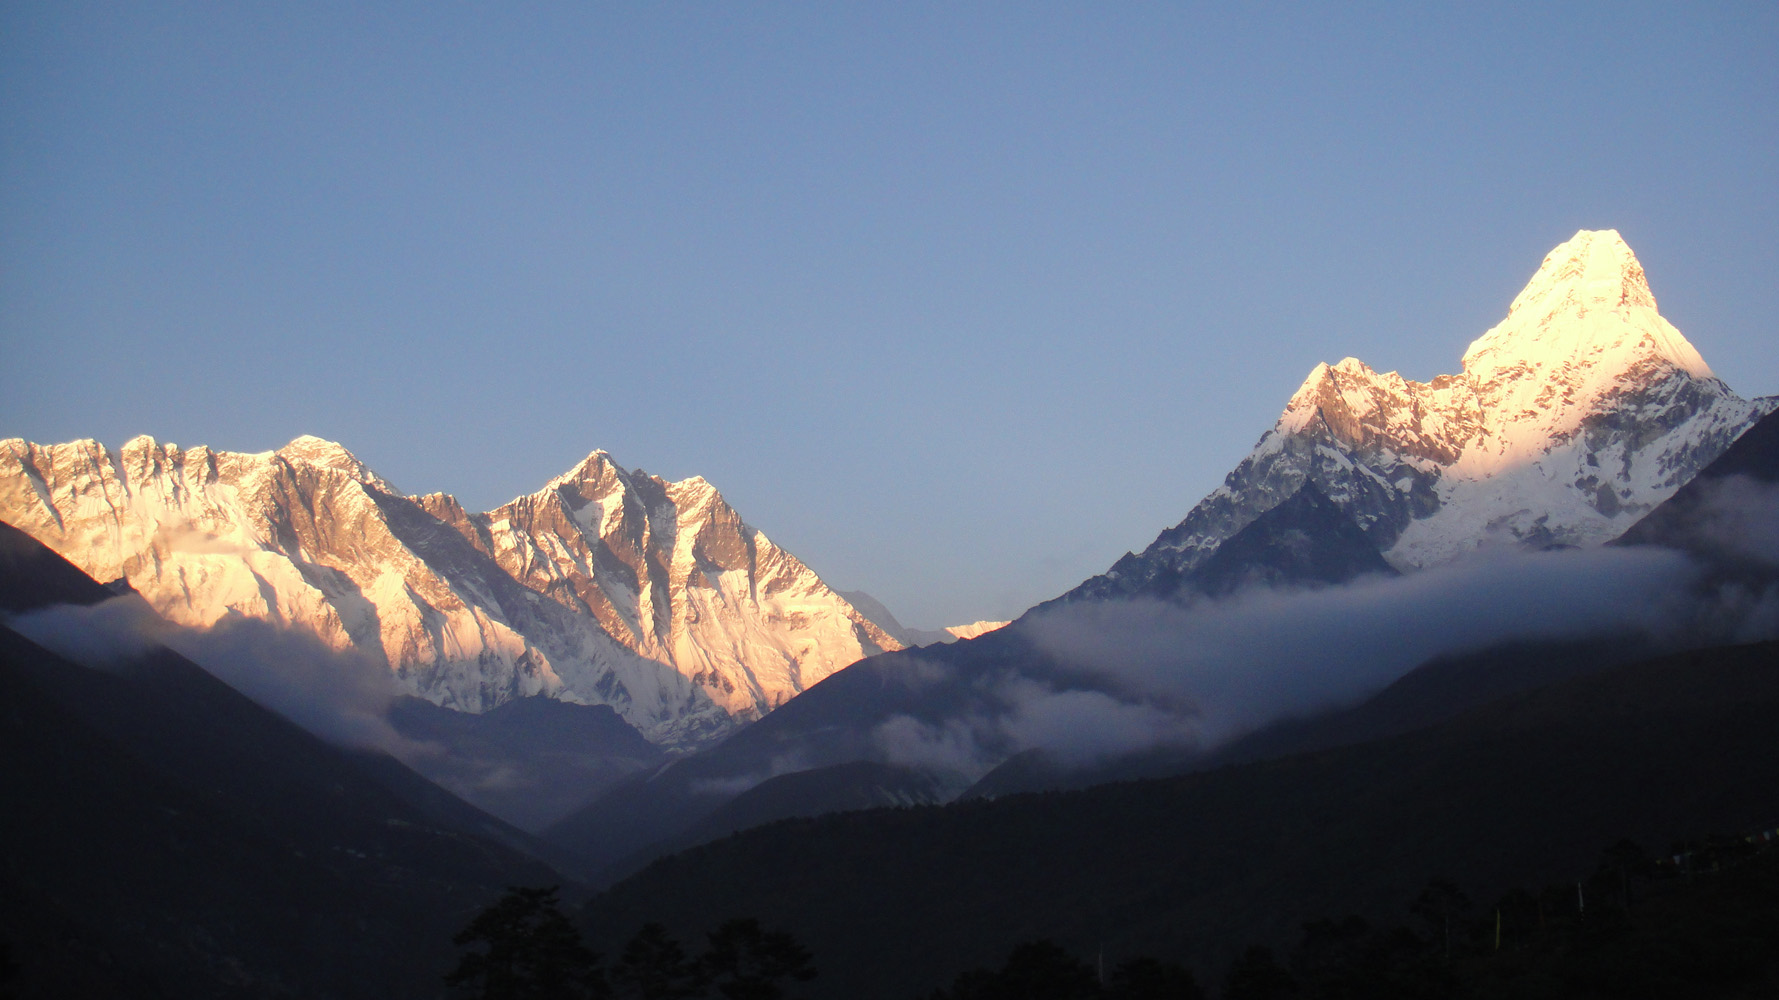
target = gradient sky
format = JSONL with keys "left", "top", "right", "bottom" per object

{"left": 3, "top": 3, "right": 1775, "bottom": 629}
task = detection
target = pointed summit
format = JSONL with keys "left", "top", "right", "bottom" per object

{"left": 1506, "top": 229, "right": 1656, "bottom": 316}
{"left": 473, "top": 444, "right": 903, "bottom": 723}
{"left": 1461, "top": 230, "right": 1712, "bottom": 397}
{"left": 276, "top": 435, "right": 398, "bottom": 493}
{"left": 1061, "top": 228, "right": 1770, "bottom": 604}
{"left": 546, "top": 449, "right": 620, "bottom": 491}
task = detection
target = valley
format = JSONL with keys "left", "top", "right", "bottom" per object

{"left": 3, "top": 230, "right": 1775, "bottom": 998}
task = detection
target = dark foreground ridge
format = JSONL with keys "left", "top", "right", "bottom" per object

{"left": 0, "top": 522, "right": 569, "bottom": 998}
{"left": 581, "top": 639, "right": 1779, "bottom": 999}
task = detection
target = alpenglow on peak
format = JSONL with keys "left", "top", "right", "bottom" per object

{"left": 0, "top": 436, "right": 901, "bottom": 747}
{"left": 274, "top": 434, "right": 399, "bottom": 492}
{"left": 1462, "top": 228, "right": 1712, "bottom": 387}
{"left": 1064, "top": 229, "right": 1773, "bottom": 603}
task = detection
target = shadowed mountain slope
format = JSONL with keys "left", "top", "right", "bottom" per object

{"left": 0, "top": 519, "right": 115, "bottom": 610}
{"left": 387, "top": 693, "right": 665, "bottom": 832}
{"left": 542, "top": 488, "right": 1393, "bottom": 876}
{"left": 542, "top": 626, "right": 1047, "bottom": 877}
{"left": 582, "top": 639, "right": 1779, "bottom": 1000}
{"left": 1065, "top": 230, "right": 1772, "bottom": 604}
{"left": 1614, "top": 407, "right": 1779, "bottom": 563}
{"left": 1164, "top": 480, "right": 1396, "bottom": 599}
{"left": 0, "top": 525, "right": 566, "bottom": 998}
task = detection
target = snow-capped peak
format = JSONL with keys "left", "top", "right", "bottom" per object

{"left": 544, "top": 449, "right": 619, "bottom": 493}
{"left": 1503, "top": 229, "right": 1655, "bottom": 314}
{"left": 1063, "top": 228, "right": 1770, "bottom": 603}
{"left": 276, "top": 435, "right": 397, "bottom": 493}
{"left": 1461, "top": 229, "right": 1712, "bottom": 389}
{"left": 670, "top": 475, "right": 720, "bottom": 506}
{"left": 1449, "top": 229, "right": 1726, "bottom": 476}
{"left": 0, "top": 433, "right": 902, "bottom": 747}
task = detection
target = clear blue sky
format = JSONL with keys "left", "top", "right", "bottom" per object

{"left": 3, "top": 3, "right": 1775, "bottom": 628}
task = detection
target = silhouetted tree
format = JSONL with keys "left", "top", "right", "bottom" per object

{"left": 0, "top": 939, "right": 17, "bottom": 1000}
{"left": 989, "top": 941, "right": 1100, "bottom": 1000}
{"left": 698, "top": 918, "right": 815, "bottom": 1000}
{"left": 1292, "top": 916, "right": 1376, "bottom": 1000}
{"left": 612, "top": 923, "right": 705, "bottom": 1000}
{"left": 1222, "top": 945, "right": 1296, "bottom": 1000}
{"left": 933, "top": 940, "right": 1099, "bottom": 1000}
{"left": 446, "top": 886, "right": 608, "bottom": 999}
{"left": 1488, "top": 887, "right": 1539, "bottom": 950}
{"left": 1105, "top": 955, "right": 1204, "bottom": 1000}
{"left": 1410, "top": 880, "right": 1470, "bottom": 959}
{"left": 1596, "top": 839, "right": 1651, "bottom": 912}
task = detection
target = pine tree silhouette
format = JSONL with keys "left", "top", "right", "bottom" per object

{"left": 446, "top": 886, "right": 608, "bottom": 999}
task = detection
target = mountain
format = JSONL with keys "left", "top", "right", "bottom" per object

{"left": 579, "top": 639, "right": 1779, "bottom": 1000}
{"left": 385, "top": 694, "right": 666, "bottom": 832}
{"left": 0, "top": 438, "right": 899, "bottom": 746}
{"left": 961, "top": 632, "right": 1662, "bottom": 801}
{"left": 1224, "top": 407, "right": 1779, "bottom": 771}
{"left": 542, "top": 627, "right": 1047, "bottom": 877}
{"left": 1066, "top": 229, "right": 1773, "bottom": 603}
{"left": 969, "top": 407, "right": 1779, "bottom": 801}
{"left": 0, "top": 524, "right": 568, "bottom": 998}
{"left": 415, "top": 452, "right": 900, "bottom": 719}
{"left": 670, "top": 760, "right": 948, "bottom": 849}
{"left": 837, "top": 590, "right": 1009, "bottom": 647}
{"left": 545, "top": 482, "right": 1404, "bottom": 874}
{"left": 1614, "top": 407, "right": 1779, "bottom": 563}
{"left": 544, "top": 231, "right": 1777, "bottom": 874}
{"left": 1161, "top": 480, "right": 1396, "bottom": 598}
{"left": 940, "top": 619, "right": 1011, "bottom": 641}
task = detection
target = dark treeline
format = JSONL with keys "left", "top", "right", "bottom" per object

{"left": 578, "top": 641, "right": 1779, "bottom": 998}
{"left": 452, "top": 829, "right": 1779, "bottom": 999}
{"left": 445, "top": 887, "right": 814, "bottom": 999}
{"left": 931, "top": 829, "right": 1779, "bottom": 999}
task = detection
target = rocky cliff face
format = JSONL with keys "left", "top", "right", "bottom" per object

{"left": 1068, "top": 230, "right": 1774, "bottom": 602}
{"left": 417, "top": 451, "right": 900, "bottom": 720}
{"left": 0, "top": 437, "right": 898, "bottom": 745}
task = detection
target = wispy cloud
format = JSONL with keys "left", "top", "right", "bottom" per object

{"left": 873, "top": 544, "right": 1749, "bottom": 778}
{"left": 1025, "top": 545, "right": 1705, "bottom": 746}
{"left": 9, "top": 596, "right": 422, "bottom": 755}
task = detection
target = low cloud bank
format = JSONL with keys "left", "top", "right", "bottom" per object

{"left": 1660, "top": 475, "right": 1779, "bottom": 568}
{"left": 8, "top": 592, "right": 166, "bottom": 668}
{"left": 686, "top": 751, "right": 817, "bottom": 798}
{"left": 9, "top": 597, "right": 420, "bottom": 754}
{"left": 1026, "top": 546, "right": 1701, "bottom": 746}
{"left": 166, "top": 615, "right": 418, "bottom": 753}
{"left": 11, "top": 475, "right": 1774, "bottom": 794}
{"left": 872, "top": 542, "right": 1773, "bottom": 781}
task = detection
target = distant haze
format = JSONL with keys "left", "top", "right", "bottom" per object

{"left": 3, "top": 5, "right": 1774, "bottom": 628}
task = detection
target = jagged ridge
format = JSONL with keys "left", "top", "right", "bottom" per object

{"left": 1068, "top": 230, "right": 1774, "bottom": 602}
{"left": 0, "top": 436, "right": 900, "bottom": 745}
